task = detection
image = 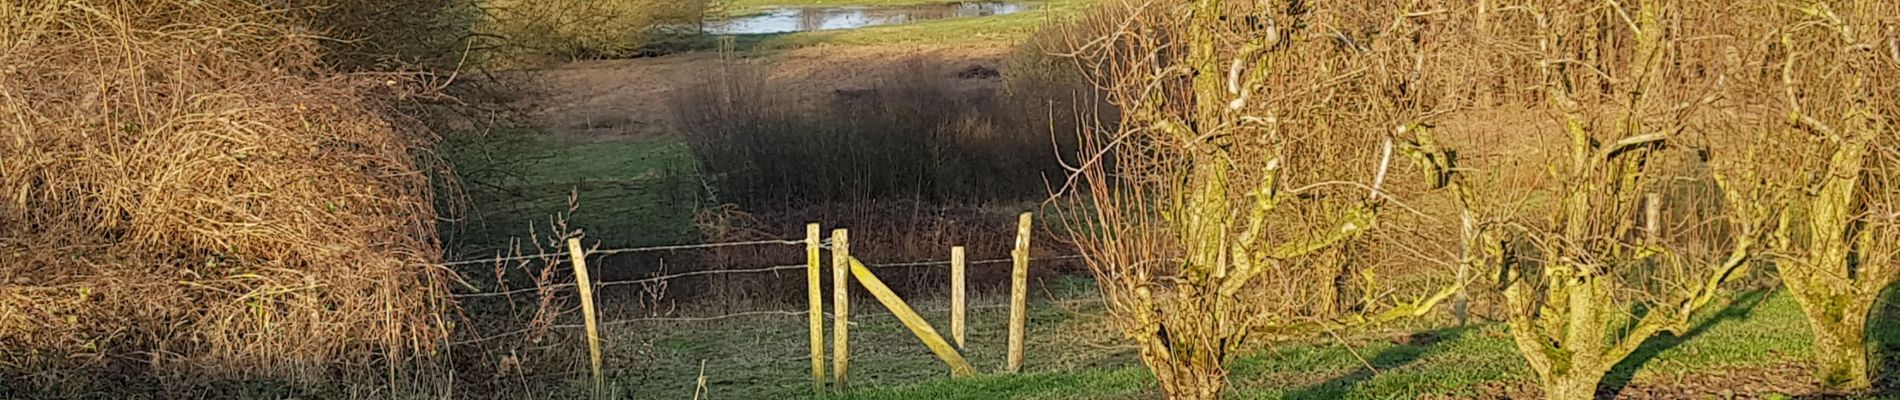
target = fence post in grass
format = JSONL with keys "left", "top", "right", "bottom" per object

{"left": 847, "top": 257, "right": 977, "bottom": 377}
{"left": 807, "top": 223, "right": 825, "bottom": 393}
{"left": 951, "top": 246, "right": 967, "bottom": 349}
{"left": 1007, "top": 212, "right": 1032, "bottom": 373}
{"left": 567, "top": 238, "right": 604, "bottom": 400}
{"left": 831, "top": 229, "right": 850, "bottom": 391}
{"left": 1456, "top": 210, "right": 1474, "bottom": 326}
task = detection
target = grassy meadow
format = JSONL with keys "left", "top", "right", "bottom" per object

{"left": 445, "top": 136, "right": 701, "bottom": 253}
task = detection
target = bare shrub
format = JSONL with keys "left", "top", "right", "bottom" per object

{"left": 0, "top": 0, "right": 449, "bottom": 391}
{"left": 474, "top": 0, "right": 709, "bottom": 65}
{"left": 670, "top": 58, "right": 1070, "bottom": 209}
{"left": 283, "top": 0, "right": 480, "bottom": 69}
{"left": 1002, "top": 0, "right": 1134, "bottom": 99}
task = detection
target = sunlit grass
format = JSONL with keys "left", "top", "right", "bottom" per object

{"left": 579, "top": 289, "right": 1869, "bottom": 400}
{"left": 446, "top": 135, "right": 703, "bottom": 253}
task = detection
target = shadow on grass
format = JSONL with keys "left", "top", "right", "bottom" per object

{"left": 1597, "top": 288, "right": 1775, "bottom": 399}
{"left": 1281, "top": 326, "right": 1474, "bottom": 400}
{"left": 1871, "top": 283, "right": 1900, "bottom": 396}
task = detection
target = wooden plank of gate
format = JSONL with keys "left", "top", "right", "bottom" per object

{"left": 566, "top": 238, "right": 604, "bottom": 400}
{"left": 846, "top": 257, "right": 976, "bottom": 377}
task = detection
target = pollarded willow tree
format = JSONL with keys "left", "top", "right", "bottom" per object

{"left": 1470, "top": 1, "right": 1777, "bottom": 399}
{"left": 1732, "top": 0, "right": 1899, "bottom": 390}
{"left": 1062, "top": 1, "right": 1460, "bottom": 398}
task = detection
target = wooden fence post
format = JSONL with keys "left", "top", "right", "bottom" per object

{"left": 951, "top": 246, "right": 966, "bottom": 349}
{"left": 1007, "top": 212, "right": 1032, "bottom": 373}
{"left": 831, "top": 229, "right": 850, "bottom": 391}
{"left": 567, "top": 238, "right": 604, "bottom": 400}
{"left": 1456, "top": 209, "right": 1475, "bottom": 326}
{"left": 807, "top": 223, "right": 825, "bottom": 393}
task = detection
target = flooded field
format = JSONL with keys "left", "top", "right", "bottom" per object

{"left": 704, "top": 2, "right": 1032, "bottom": 35}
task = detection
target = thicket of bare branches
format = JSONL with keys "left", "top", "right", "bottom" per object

{"left": 474, "top": 0, "right": 709, "bottom": 64}
{"left": 1451, "top": 0, "right": 1896, "bottom": 397}
{"left": 1059, "top": 0, "right": 1897, "bottom": 398}
{"left": 1429, "top": 1, "right": 1788, "bottom": 398}
{"left": 1063, "top": 1, "right": 1464, "bottom": 398}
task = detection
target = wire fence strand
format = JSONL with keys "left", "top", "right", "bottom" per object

{"left": 446, "top": 297, "right": 1108, "bottom": 346}
{"left": 443, "top": 248, "right": 1090, "bottom": 346}
{"left": 438, "top": 238, "right": 807, "bottom": 267}
{"left": 449, "top": 254, "right": 1085, "bottom": 299}
{"left": 566, "top": 298, "right": 1107, "bottom": 331}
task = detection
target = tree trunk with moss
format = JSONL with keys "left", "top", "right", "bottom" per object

{"left": 1801, "top": 300, "right": 1873, "bottom": 390}
{"left": 1779, "top": 121, "right": 1883, "bottom": 390}
{"left": 1761, "top": 1, "right": 1898, "bottom": 391}
{"left": 1544, "top": 375, "right": 1604, "bottom": 400}
{"left": 1488, "top": 2, "right": 1763, "bottom": 399}
{"left": 1777, "top": 135, "right": 1886, "bottom": 390}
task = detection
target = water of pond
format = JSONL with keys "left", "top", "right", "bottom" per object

{"left": 704, "top": 2, "right": 1032, "bottom": 35}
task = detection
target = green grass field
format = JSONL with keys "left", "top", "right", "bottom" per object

{"left": 445, "top": 137, "right": 702, "bottom": 255}
{"left": 533, "top": 287, "right": 1898, "bottom": 399}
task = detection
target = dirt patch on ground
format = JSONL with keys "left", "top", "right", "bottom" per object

{"left": 511, "top": 43, "right": 1013, "bottom": 142}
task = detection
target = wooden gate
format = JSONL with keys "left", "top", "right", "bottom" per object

{"left": 809, "top": 212, "right": 1036, "bottom": 393}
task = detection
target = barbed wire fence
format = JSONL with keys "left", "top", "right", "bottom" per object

{"left": 438, "top": 214, "right": 1096, "bottom": 396}
{"left": 435, "top": 240, "right": 1079, "bottom": 299}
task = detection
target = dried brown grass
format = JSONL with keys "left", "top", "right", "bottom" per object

{"left": 0, "top": 0, "right": 450, "bottom": 391}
